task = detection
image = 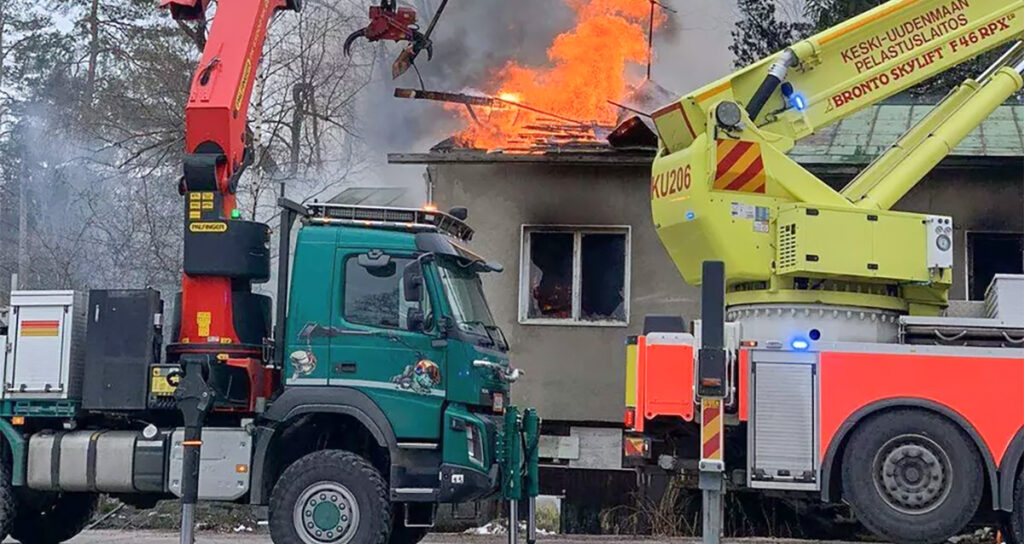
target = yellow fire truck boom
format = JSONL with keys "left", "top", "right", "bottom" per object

{"left": 650, "top": 0, "right": 1024, "bottom": 315}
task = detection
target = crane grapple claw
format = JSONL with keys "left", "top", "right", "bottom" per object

{"left": 343, "top": 28, "right": 367, "bottom": 57}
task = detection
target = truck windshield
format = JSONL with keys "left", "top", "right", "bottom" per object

{"left": 437, "top": 261, "right": 507, "bottom": 350}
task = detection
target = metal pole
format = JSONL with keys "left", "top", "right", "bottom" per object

{"left": 697, "top": 261, "right": 727, "bottom": 544}
{"left": 508, "top": 500, "right": 519, "bottom": 544}
{"left": 527, "top": 497, "right": 536, "bottom": 544}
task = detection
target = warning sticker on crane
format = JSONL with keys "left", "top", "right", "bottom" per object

{"left": 714, "top": 140, "right": 766, "bottom": 194}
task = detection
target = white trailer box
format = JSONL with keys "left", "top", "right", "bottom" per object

{"left": 4, "top": 291, "right": 87, "bottom": 400}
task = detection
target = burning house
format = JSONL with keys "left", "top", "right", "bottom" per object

{"left": 386, "top": 0, "right": 1024, "bottom": 532}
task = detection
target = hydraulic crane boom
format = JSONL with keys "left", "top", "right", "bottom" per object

{"left": 650, "top": 0, "right": 1024, "bottom": 315}
{"left": 160, "top": 0, "right": 449, "bottom": 364}
{"left": 161, "top": 0, "right": 297, "bottom": 362}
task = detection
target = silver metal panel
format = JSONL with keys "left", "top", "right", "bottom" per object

{"left": 26, "top": 433, "right": 57, "bottom": 490}
{"left": 95, "top": 432, "right": 137, "bottom": 492}
{"left": 168, "top": 428, "right": 252, "bottom": 501}
{"left": 567, "top": 427, "right": 623, "bottom": 470}
{"left": 538, "top": 435, "right": 580, "bottom": 460}
{"left": 57, "top": 432, "right": 92, "bottom": 492}
{"left": 728, "top": 303, "right": 900, "bottom": 345}
{"left": 6, "top": 291, "right": 87, "bottom": 400}
{"left": 749, "top": 354, "right": 819, "bottom": 491}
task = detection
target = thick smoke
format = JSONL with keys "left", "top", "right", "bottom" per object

{"left": 356, "top": 0, "right": 577, "bottom": 153}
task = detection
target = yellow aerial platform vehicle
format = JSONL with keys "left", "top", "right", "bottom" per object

{"left": 650, "top": 0, "right": 1024, "bottom": 317}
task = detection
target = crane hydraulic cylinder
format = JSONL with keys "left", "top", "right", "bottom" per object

{"left": 856, "top": 61, "right": 1024, "bottom": 211}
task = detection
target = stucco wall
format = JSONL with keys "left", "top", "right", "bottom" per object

{"left": 428, "top": 162, "right": 696, "bottom": 423}
{"left": 428, "top": 159, "right": 1023, "bottom": 424}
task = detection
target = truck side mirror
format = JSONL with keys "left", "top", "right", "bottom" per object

{"left": 403, "top": 261, "right": 423, "bottom": 303}
{"left": 438, "top": 316, "right": 453, "bottom": 336}
{"left": 406, "top": 308, "right": 425, "bottom": 331}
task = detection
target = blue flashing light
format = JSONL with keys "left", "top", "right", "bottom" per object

{"left": 685, "top": 210, "right": 696, "bottom": 221}
{"left": 792, "top": 93, "right": 808, "bottom": 112}
{"left": 791, "top": 338, "right": 810, "bottom": 351}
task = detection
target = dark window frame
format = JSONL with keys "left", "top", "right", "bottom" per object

{"left": 518, "top": 225, "right": 631, "bottom": 327}
{"left": 965, "top": 231, "right": 1024, "bottom": 301}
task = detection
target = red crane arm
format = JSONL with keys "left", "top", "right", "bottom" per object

{"left": 162, "top": 0, "right": 298, "bottom": 351}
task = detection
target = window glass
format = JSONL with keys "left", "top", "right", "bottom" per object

{"left": 581, "top": 233, "right": 626, "bottom": 321}
{"left": 344, "top": 255, "right": 414, "bottom": 329}
{"left": 527, "top": 232, "right": 573, "bottom": 319}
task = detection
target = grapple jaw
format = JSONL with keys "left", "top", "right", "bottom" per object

{"left": 159, "top": 0, "right": 211, "bottom": 21}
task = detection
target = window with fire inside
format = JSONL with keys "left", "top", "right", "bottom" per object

{"left": 519, "top": 226, "right": 630, "bottom": 326}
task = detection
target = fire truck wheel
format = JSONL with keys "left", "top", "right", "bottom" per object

{"left": 0, "top": 458, "right": 16, "bottom": 540}
{"left": 1003, "top": 469, "right": 1024, "bottom": 544}
{"left": 10, "top": 491, "right": 98, "bottom": 544}
{"left": 842, "top": 410, "right": 982, "bottom": 544}
{"left": 270, "top": 449, "right": 391, "bottom": 544}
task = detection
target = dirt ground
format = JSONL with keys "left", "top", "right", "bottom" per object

{"left": 51, "top": 530, "right": 857, "bottom": 544}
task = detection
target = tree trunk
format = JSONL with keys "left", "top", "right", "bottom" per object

{"left": 85, "top": 0, "right": 100, "bottom": 105}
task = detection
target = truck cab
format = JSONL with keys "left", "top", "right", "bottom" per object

{"left": 272, "top": 203, "right": 514, "bottom": 505}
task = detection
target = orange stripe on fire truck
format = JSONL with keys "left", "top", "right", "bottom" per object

{"left": 714, "top": 139, "right": 767, "bottom": 194}
{"left": 701, "top": 398, "right": 723, "bottom": 461}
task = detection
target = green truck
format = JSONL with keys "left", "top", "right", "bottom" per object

{"left": 0, "top": 201, "right": 538, "bottom": 544}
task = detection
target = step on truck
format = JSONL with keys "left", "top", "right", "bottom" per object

{"left": 616, "top": 0, "right": 1024, "bottom": 542}
{"left": 0, "top": 200, "right": 538, "bottom": 544}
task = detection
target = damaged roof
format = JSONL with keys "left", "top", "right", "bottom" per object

{"left": 389, "top": 103, "right": 1024, "bottom": 166}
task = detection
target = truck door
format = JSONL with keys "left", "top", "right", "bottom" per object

{"left": 328, "top": 249, "right": 446, "bottom": 441}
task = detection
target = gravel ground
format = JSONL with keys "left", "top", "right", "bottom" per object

{"left": 48, "top": 530, "right": 857, "bottom": 544}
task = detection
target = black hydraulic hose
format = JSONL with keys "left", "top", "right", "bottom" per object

{"left": 746, "top": 49, "right": 798, "bottom": 120}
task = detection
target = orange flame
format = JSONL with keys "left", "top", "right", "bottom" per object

{"left": 454, "top": 0, "right": 664, "bottom": 149}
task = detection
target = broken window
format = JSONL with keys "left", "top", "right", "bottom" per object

{"left": 968, "top": 232, "right": 1024, "bottom": 300}
{"left": 521, "top": 227, "right": 629, "bottom": 325}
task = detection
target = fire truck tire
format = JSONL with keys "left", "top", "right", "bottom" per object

{"left": 10, "top": 492, "right": 98, "bottom": 544}
{"left": 842, "top": 410, "right": 982, "bottom": 544}
{"left": 270, "top": 449, "right": 391, "bottom": 544}
{"left": 0, "top": 458, "right": 16, "bottom": 541}
{"left": 1002, "top": 469, "right": 1024, "bottom": 544}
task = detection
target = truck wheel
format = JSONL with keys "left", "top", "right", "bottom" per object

{"left": 270, "top": 450, "right": 391, "bottom": 544}
{"left": 0, "top": 458, "right": 16, "bottom": 540}
{"left": 11, "top": 491, "right": 98, "bottom": 544}
{"left": 842, "top": 410, "right": 982, "bottom": 544}
{"left": 1002, "top": 468, "right": 1024, "bottom": 544}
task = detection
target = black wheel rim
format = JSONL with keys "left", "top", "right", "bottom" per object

{"left": 872, "top": 433, "right": 953, "bottom": 515}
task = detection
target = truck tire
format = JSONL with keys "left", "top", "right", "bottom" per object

{"left": 0, "top": 458, "right": 16, "bottom": 540}
{"left": 11, "top": 491, "right": 98, "bottom": 544}
{"left": 1002, "top": 469, "right": 1024, "bottom": 544}
{"left": 841, "top": 409, "right": 982, "bottom": 544}
{"left": 270, "top": 450, "right": 391, "bottom": 544}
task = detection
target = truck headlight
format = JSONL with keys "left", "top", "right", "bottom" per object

{"left": 466, "top": 424, "right": 484, "bottom": 466}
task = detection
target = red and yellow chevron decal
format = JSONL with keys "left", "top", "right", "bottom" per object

{"left": 21, "top": 320, "right": 59, "bottom": 337}
{"left": 701, "top": 398, "right": 723, "bottom": 461}
{"left": 714, "top": 139, "right": 767, "bottom": 194}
